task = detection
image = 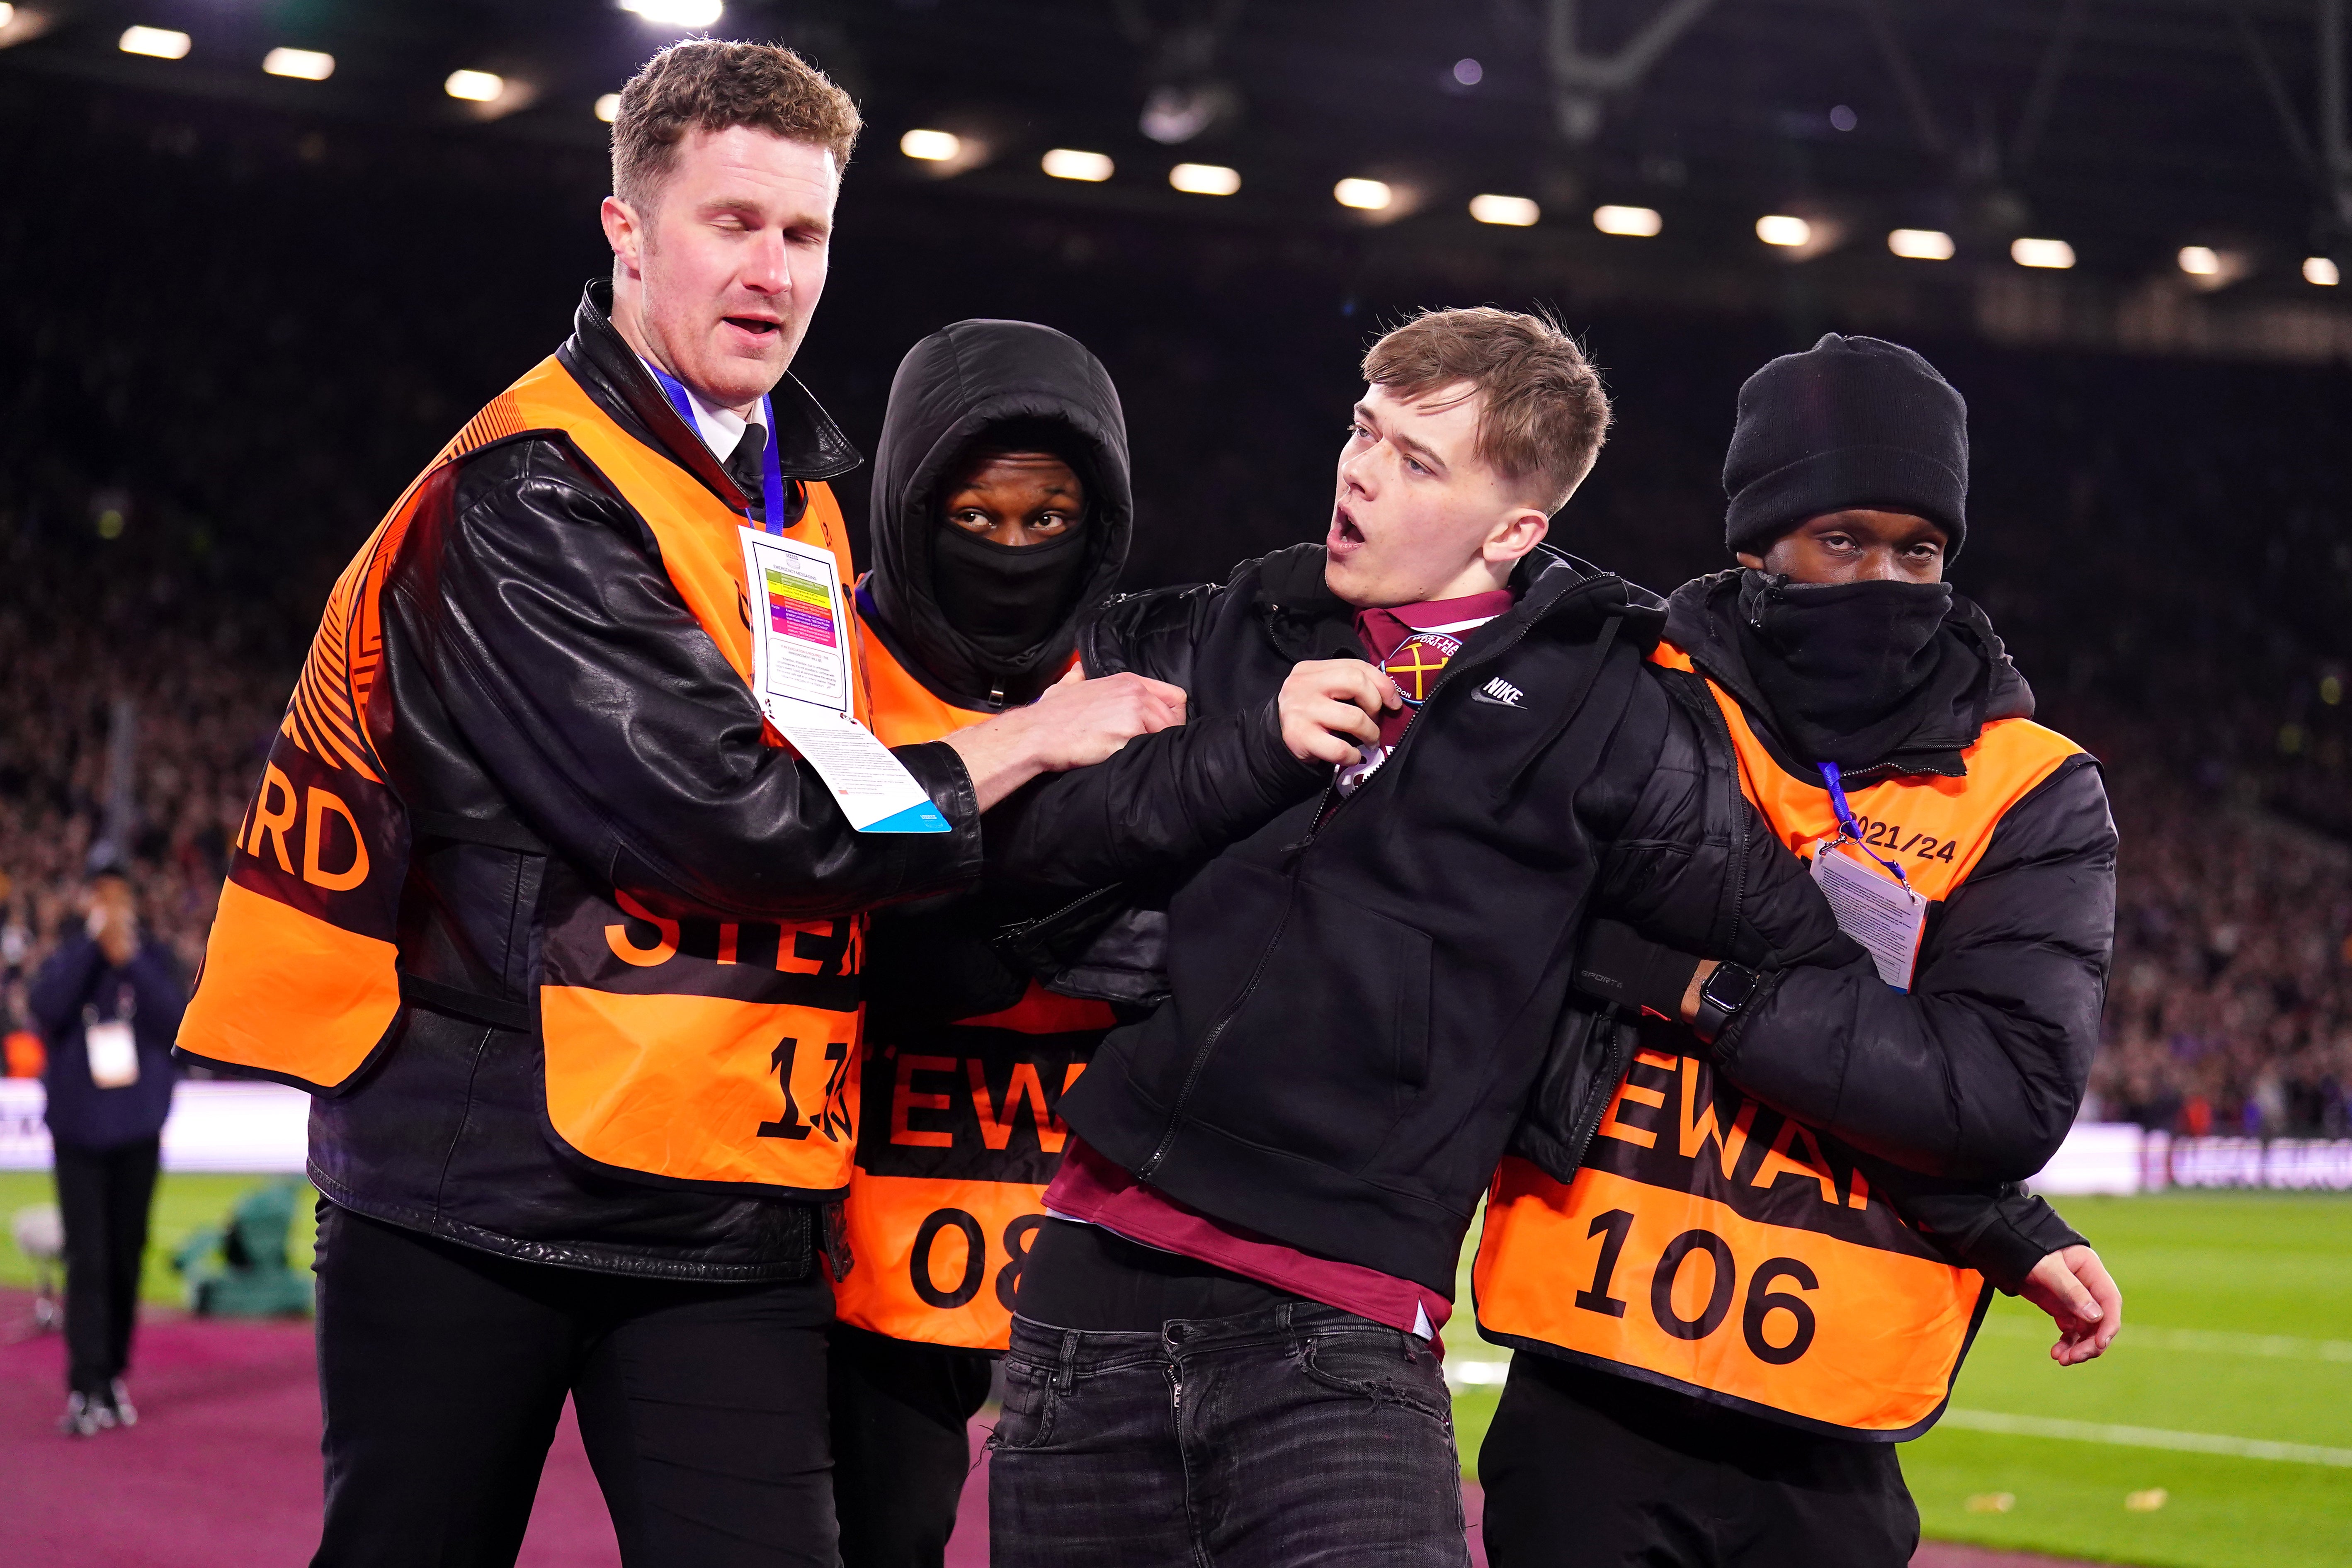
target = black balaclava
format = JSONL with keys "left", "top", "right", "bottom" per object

{"left": 1735, "top": 571, "right": 1973, "bottom": 770}
{"left": 866, "top": 320, "right": 1133, "bottom": 709}
{"left": 931, "top": 433, "right": 1097, "bottom": 659}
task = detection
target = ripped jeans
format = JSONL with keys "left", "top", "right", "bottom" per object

{"left": 987, "top": 1301, "right": 1470, "bottom": 1568}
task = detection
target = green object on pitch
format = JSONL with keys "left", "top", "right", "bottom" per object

{"left": 171, "top": 1178, "right": 315, "bottom": 1317}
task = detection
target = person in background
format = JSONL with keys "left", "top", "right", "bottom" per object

{"left": 29, "top": 857, "right": 186, "bottom": 1437}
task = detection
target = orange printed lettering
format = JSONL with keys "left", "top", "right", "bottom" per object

{"left": 301, "top": 788, "right": 369, "bottom": 891}
{"left": 891, "top": 1054, "right": 956, "bottom": 1148}
{"left": 603, "top": 888, "right": 679, "bottom": 968}
{"left": 1595, "top": 1076, "right": 1666, "bottom": 1149}
{"left": 247, "top": 764, "right": 298, "bottom": 873}
{"left": 1750, "top": 1116, "right": 1841, "bottom": 1204}
{"left": 1676, "top": 1058, "right": 1755, "bottom": 1179}
{"left": 969, "top": 1060, "right": 1064, "bottom": 1153}
{"left": 1847, "top": 1165, "right": 1871, "bottom": 1211}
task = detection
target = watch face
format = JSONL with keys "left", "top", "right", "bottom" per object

{"left": 1704, "top": 964, "right": 1760, "bottom": 1011}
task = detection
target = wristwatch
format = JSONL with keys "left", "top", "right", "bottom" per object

{"left": 1690, "top": 961, "right": 1762, "bottom": 1048}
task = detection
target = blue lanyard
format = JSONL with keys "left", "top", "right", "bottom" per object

{"left": 1818, "top": 761, "right": 1911, "bottom": 888}
{"left": 644, "top": 361, "right": 786, "bottom": 535}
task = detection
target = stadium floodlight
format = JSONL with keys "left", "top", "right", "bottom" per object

{"left": 1469, "top": 194, "right": 1540, "bottom": 227}
{"left": 1041, "top": 148, "right": 1114, "bottom": 182}
{"left": 2178, "top": 246, "right": 2221, "bottom": 277}
{"left": 621, "top": 0, "right": 724, "bottom": 25}
{"left": 1169, "top": 162, "right": 1241, "bottom": 196}
{"left": 1334, "top": 178, "right": 1392, "bottom": 211}
{"left": 1592, "top": 204, "right": 1662, "bottom": 237}
{"left": 0, "top": 6, "right": 15, "bottom": 27}
{"left": 2304, "top": 256, "right": 2340, "bottom": 287}
{"left": 444, "top": 70, "right": 505, "bottom": 102}
{"left": 1887, "top": 228, "right": 1955, "bottom": 260}
{"left": 900, "top": 129, "right": 960, "bottom": 162}
{"left": 119, "top": 25, "right": 190, "bottom": 60}
{"left": 1755, "top": 215, "right": 1812, "bottom": 248}
{"left": 595, "top": 93, "right": 622, "bottom": 124}
{"left": 2011, "top": 237, "right": 2075, "bottom": 269}
{"left": 262, "top": 48, "right": 334, "bottom": 81}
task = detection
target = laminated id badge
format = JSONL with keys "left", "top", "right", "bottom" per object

{"left": 739, "top": 528, "right": 949, "bottom": 834}
{"left": 1810, "top": 841, "right": 1929, "bottom": 991}
{"left": 85, "top": 1018, "right": 140, "bottom": 1088}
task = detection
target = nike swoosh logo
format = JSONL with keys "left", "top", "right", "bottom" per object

{"left": 1471, "top": 689, "right": 1524, "bottom": 706}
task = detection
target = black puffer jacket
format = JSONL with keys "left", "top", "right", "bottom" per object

{"left": 1669, "top": 571, "right": 2119, "bottom": 1184}
{"left": 303, "top": 283, "right": 983, "bottom": 1281}
{"left": 1512, "top": 570, "right": 2115, "bottom": 1289}
{"left": 990, "top": 544, "right": 1852, "bottom": 1295}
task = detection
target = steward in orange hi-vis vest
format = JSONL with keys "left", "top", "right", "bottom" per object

{"left": 1476, "top": 640, "right": 2086, "bottom": 1438}
{"left": 177, "top": 284, "right": 986, "bottom": 1257}
{"left": 1476, "top": 337, "right": 2119, "bottom": 1568}
{"left": 822, "top": 320, "right": 1139, "bottom": 1566}
{"left": 837, "top": 629, "right": 1121, "bottom": 1348}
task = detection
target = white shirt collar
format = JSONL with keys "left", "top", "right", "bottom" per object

{"left": 642, "top": 357, "right": 760, "bottom": 461}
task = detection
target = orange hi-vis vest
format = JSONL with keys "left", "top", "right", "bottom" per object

{"left": 177, "top": 355, "right": 871, "bottom": 1198}
{"left": 831, "top": 624, "right": 1117, "bottom": 1349}
{"left": 1474, "top": 641, "right": 2083, "bottom": 1439}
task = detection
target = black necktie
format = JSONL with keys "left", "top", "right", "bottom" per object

{"left": 727, "top": 422, "right": 768, "bottom": 519}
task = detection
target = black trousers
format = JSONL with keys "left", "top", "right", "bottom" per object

{"left": 53, "top": 1135, "right": 161, "bottom": 1396}
{"left": 311, "top": 1201, "right": 837, "bottom": 1568}
{"left": 1479, "top": 1356, "right": 1918, "bottom": 1568}
{"left": 827, "top": 1324, "right": 994, "bottom": 1568}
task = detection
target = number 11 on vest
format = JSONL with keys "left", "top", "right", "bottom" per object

{"left": 739, "top": 529, "right": 949, "bottom": 835}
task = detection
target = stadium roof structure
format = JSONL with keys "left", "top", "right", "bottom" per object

{"left": 8, "top": 0, "right": 2352, "bottom": 362}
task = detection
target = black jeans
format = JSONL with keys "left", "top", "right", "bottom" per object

{"left": 1479, "top": 1355, "right": 1918, "bottom": 1568}
{"left": 311, "top": 1201, "right": 837, "bottom": 1568}
{"left": 53, "top": 1135, "right": 160, "bottom": 1396}
{"left": 828, "top": 1324, "right": 995, "bottom": 1568}
{"left": 989, "top": 1280, "right": 1468, "bottom": 1565}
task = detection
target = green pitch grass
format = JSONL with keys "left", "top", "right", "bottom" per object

{"left": 1449, "top": 1192, "right": 2352, "bottom": 1568}
{"left": 0, "top": 1170, "right": 318, "bottom": 1311}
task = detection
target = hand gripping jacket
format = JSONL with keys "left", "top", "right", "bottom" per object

{"left": 177, "top": 356, "right": 868, "bottom": 1198}
{"left": 833, "top": 626, "right": 1117, "bottom": 1347}
{"left": 1473, "top": 642, "right": 2081, "bottom": 1439}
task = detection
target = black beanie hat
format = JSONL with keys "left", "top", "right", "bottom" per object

{"left": 1722, "top": 333, "right": 1969, "bottom": 561}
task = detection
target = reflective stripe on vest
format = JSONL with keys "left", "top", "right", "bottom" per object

{"left": 178, "top": 355, "right": 871, "bottom": 1198}
{"left": 831, "top": 623, "right": 1114, "bottom": 1349}
{"left": 1473, "top": 640, "right": 2083, "bottom": 1438}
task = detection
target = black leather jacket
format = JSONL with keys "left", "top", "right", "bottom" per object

{"left": 305, "top": 284, "right": 984, "bottom": 1281}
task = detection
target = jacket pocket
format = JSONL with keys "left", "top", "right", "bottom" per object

{"left": 1177, "top": 866, "right": 1433, "bottom": 1175}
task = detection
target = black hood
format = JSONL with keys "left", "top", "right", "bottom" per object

{"left": 1663, "top": 568, "right": 2034, "bottom": 784}
{"left": 865, "top": 320, "right": 1133, "bottom": 708}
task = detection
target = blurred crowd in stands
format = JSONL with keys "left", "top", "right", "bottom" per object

{"left": 1, "top": 74, "right": 2346, "bottom": 1136}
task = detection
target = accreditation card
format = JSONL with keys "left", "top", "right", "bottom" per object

{"left": 1810, "top": 839, "right": 1929, "bottom": 991}
{"left": 740, "top": 528, "right": 951, "bottom": 835}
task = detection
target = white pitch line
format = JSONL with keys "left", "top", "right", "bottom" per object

{"left": 1976, "top": 1317, "right": 2352, "bottom": 1363}
{"left": 1942, "top": 1408, "right": 2352, "bottom": 1467}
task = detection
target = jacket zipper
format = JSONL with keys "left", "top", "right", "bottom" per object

{"left": 1135, "top": 883, "right": 1297, "bottom": 1181}
{"left": 1558, "top": 1014, "right": 1636, "bottom": 1177}
{"left": 1139, "top": 584, "right": 1577, "bottom": 1180}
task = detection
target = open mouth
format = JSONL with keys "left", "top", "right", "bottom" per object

{"left": 725, "top": 316, "right": 781, "bottom": 338}
{"left": 1332, "top": 505, "right": 1366, "bottom": 546}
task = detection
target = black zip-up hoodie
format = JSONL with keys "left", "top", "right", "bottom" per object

{"left": 988, "top": 545, "right": 1852, "bottom": 1296}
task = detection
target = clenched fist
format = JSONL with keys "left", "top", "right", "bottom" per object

{"left": 1278, "top": 658, "right": 1400, "bottom": 765}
